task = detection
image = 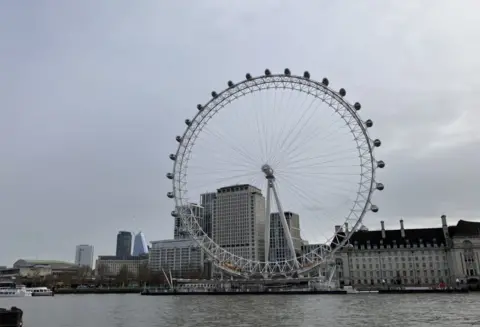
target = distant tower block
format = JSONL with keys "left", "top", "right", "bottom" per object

{"left": 133, "top": 231, "right": 149, "bottom": 256}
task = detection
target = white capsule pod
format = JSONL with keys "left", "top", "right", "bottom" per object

{"left": 166, "top": 173, "right": 173, "bottom": 179}
{"left": 169, "top": 154, "right": 176, "bottom": 160}
{"left": 371, "top": 205, "right": 379, "bottom": 213}
{"left": 167, "top": 192, "right": 174, "bottom": 198}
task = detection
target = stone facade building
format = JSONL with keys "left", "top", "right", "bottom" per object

{"left": 334, "top": 216, "right": 480, "bottom": 287}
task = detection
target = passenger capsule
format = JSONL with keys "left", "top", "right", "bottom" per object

{"left": 246, "top": 73, "right": 252, "bottom": 80}
{"left": 339, "top": 88, "right": 346, "bottom": 97}
{"left": 322, "top": 78, "right": 329, "bottom": 86}
{"left": 197, "top": 104, "right": 203, "bottom": 111}
{"left": 175, "top": 136, "right": 182, "bottom": 143}
{"left": 167, "top": 192, "right": 174, "bottom": 198}
{"left": 169, "top": 154, "right": 176, "bottom": 160}
{"left": 303, "top": 71, "right": 310, "bottom": 79}
{"left": 376, "top": 183, "right": 384, "bottom": 191}
{"left": 211, "top": 91, "right": 218, "bottom": 98}
{"left": 377, "top": 160, "right": 385, "bottom": 168}
{"left": 365, "top": 119, "right": 373, "bottom": 128}
{"left": 265, "top": 69, "right": 271, "bottom": 76}
{"left": 284, "top": 68, "right": 291, "bottom": 75}
{"left": 166, "top": 173, "right": 174, "bottom": 179}
{"left": 371, "top": 205, "right": 379, "bottom": 213}
{"left": 227, "top": 80, "right": 234, "bottom": 88}
{"left": 373, "top": 139, "right": 381, "bottom": 147}
{"left": 171, "top": 211, "right": 178, "bottom": 217}
{"left": 185, "top": 119, "right": 192, "bottom": 126}
{"left": 354, "top": 102, "right": 361, "bottom": 110}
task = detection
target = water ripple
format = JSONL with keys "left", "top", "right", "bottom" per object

{"left": 1, "top": 293, "right": 479, "bottom": 327}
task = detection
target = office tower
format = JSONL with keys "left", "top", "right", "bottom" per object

{"left": 116, "top": 231, "right": 132, "bottom": 258}
{"left": 200, "top": 192, "right": 216, "bottom": 238}
{"left": 132, "top": 231, "right": 149, "bottom": 256}
{"left": 269, "top": 212, "right": 302, "bottom": 262}
{"left": 74, "top": 244, "right": 94, "bottom": 268}
{"left": 213, "top": 184, "right": 266, "bottom": 261}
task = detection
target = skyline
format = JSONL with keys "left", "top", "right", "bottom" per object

{"left": 1, "top": 0, "right": 480, "bottom": 265}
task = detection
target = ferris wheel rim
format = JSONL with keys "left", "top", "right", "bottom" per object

{"left": 169, "top": 71, "right": 383, "bottom": 277}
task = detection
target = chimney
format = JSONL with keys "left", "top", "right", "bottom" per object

{"left": 334, "top": 225, "right": 342, "bottom": 234}
{"left": 441, "top": 214, "right": 450, "bottom": 239}
{"left": 400, "top": 219, "right": 405, "bottom": 238}
{"left": 344, "top": 223, "right": 349, "bottom": 233}
{"left": 380, "top": 221, "right": 386, "bottom": 239}
{"left": 441, "top": 215, "right": 447, "bottom": 227}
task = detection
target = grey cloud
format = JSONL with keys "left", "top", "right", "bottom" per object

{"left": 1, "top": 0, "right": 479, "bottom": 266}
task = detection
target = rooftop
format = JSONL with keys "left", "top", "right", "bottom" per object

{"left": 340, "top": 219, "right": 480, "bottom": 249}
{"left": 13, "top": 259, "right": 77, "bottom": 269}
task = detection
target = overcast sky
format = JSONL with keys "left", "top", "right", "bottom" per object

{"left": 1, "top": 0, "right": 479, "bottom": 266}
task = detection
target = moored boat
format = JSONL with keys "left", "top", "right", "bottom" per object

{"left": 0, "top": 282, "right": 32, "bottom": 298}
{"left": 28, "top": 287, "right": 53, "bottom": 297}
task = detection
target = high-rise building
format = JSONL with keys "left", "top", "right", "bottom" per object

{"left": 132, "top": 231, "right": 149, "bottom": 256}
{"left": 269, "top": 211, "right": 302, "bottom": 262}
{"left": 74, "top": 244, "right": 94, "bottom": 268}
{"left": 149, "top": 238, "right": 204, "bottom": 278}
{"left": 116, "top": 231, "right": 132, "bottom": 258}
{"left": 200, "top": 192, "right": 216, "bottom": 238}
{"left": 213, "top": 184, "right": 266, "bottom": 261}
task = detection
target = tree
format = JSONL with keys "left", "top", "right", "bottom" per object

{"left": 137, "top": 263, "right": 151, "bottom": 285}
{"left": 116, "top": 265, "right": 130, "bottom": 286}
{"left": 150, "top": 271, "right": 166, "bottom": 286}
{"left": 96, "top": 264, "right": 108, "bottom": 284}
{"left": 76, "top": 266, "right": 92, "bottom": 284}
{"left": 183, "top": 269, "right": 203, "bottom": 280}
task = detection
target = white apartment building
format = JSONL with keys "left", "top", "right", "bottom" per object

{"left": 213, "top": 184, "right": 266, "bottom": 262}
{"left": 334, "top": 216, "right": 480, "bottom": 287}
{"left": 95, "top": 255, "right": 148, "bottom": 277}
{"left": 269, "top": 211, "right": 302, "bottom": 262}
{"left": 74, "top": 244, "right": 94, "bottom": 268}
{"left": 149, "top": 239, "right": 204, "bottom": 278}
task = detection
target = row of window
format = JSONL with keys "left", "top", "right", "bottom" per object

{"left": 351, "top": 262, "right": 448, "bottom": 270}
{"left": 350, "top": 269, "right": 449, "bottom": 278}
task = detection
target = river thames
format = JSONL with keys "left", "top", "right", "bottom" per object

{"left": 1, "top": 293, "right": 479, "bottom": 327}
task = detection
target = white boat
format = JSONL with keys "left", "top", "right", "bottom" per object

{"left": 0, "top": 282, "right": 32, "bottom": 298}
{"left": 344, "top": 286, "right": 379, "bottom": 294}
{"left": 28, "top": 287, "right": 53, "bottom": 297}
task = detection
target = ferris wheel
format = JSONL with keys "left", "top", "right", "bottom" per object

{"left": 167, "top": 69, "right": 385, "bottom": 278}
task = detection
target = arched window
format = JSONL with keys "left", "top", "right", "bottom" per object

{"left": 463, "top": 241, "right": 477, "bottom": 277}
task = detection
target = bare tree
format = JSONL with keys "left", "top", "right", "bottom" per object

{"left": 96, "top": 264, "right": 108, "bottom": 284}
{"left": 137, "top": 263, "right": 151, "bottom": 284}
{"left": 116, "top": 265, "right": 130, "bottom": 286}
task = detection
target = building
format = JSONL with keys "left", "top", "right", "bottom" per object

{"left": 7, "top": 259, "right": 80, "bottom": 277}
{"left": 74, "top": 244, "right": 94, "bottom": 268}
{"left": 200, "top": 192, "right": 216, "bottom": 238}
{"left": 269, "top": 211, "right": 302, "bottom": 262}
{"left": 213, "top": 184, "right": 266, "bottom": 262}
{"left": 334, "top": 216, "right": 480, "bottom": 287}
{"left": 149, "top": 239, "right": 204, "bottom": 278}
{"left": 132, "top": 232, "right": 149, "bottom": 256}
{"left": 95, "top": 255, "right": 148, "bottom": 278}
{"left": 116, "top": 231, "right": 133, "bottom": 258}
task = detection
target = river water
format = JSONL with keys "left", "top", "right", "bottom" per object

{"left": 1, "top": 293, "right": 479, "bottom": 327}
